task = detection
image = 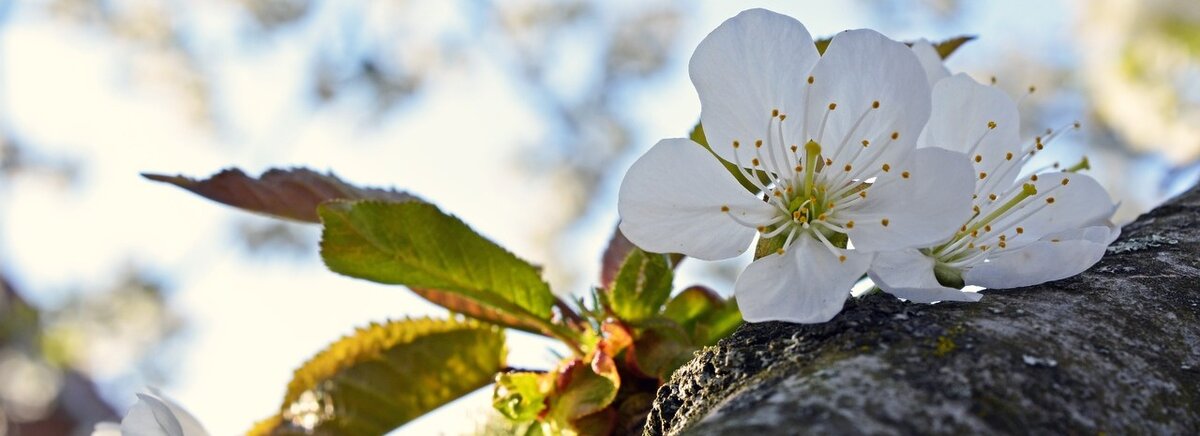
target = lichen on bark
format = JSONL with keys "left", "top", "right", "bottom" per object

{"left": 644, "top": 184, "right": 1200, "bottom": 435}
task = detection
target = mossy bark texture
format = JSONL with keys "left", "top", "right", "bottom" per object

{"left": 644, "top": 185, "right": 1200, "bottom": 435}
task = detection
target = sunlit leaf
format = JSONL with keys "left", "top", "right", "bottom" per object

{"left": 662, "top": 286, "right": 742, "bottom": 346}
{"left": 606, "top": 248, "right": 672, "bottom": 323}
{"left": 274, "top": 317, "right": 505, "bottom": 435}
{"left": 318, "top": 201, "right": 572, "bottom": 339}
{"left": 143, "top": 167, "right": 419, "bottom": 223}
{"left": 494, "top": 372, "right": 551, "bottom": 422}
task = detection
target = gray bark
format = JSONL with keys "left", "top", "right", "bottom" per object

{"left": 644, "top": 184, "right": 1200, "bottom": 435}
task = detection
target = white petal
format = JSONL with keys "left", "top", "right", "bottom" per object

{"left": 868, "top": 249, "right": 981, "bottom": 304}
{"left": 735, "top": 235, "right": 873, "bottom": 323}
{"left": 911, "top": 39, "right": 951, "bottom": 87}
{"left": 148, "top": 388, "right": 209, "bottom": 436}
{"left": 123, "top": 393, "right": 185, "bottom": 436}
{"left": 842, "top": 148, "right": 976, "bottom": 251}
{"left": 1007, "top": 172, "right": 1116, "bottom": 240}
{"left": 917, "top": 73, "right": 1024, "bottom": 194}
{"left": 806, "top": 29, "right": 930, "bottom": 175}
{"left": 689, "top": 8, "right": 819, "bottom": 165}
{"left": 618, "top": 138, "right": 777, "bottom": 260}
{"left": 91, "top": 422, "right": 123, "bottom": 436}
{"left": 964, "top": 226, "right": 1113, "bottom": 289}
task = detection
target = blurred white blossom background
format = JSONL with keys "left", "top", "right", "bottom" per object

{"left": 1, "top": 0, "right": 1198, "bottom": 434}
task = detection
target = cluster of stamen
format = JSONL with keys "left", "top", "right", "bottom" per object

{"left": 926, "top": 119, "right": 1086, "bottom": 272}
{"left": 718, "top": 93, "right": 901, "bottom": 261}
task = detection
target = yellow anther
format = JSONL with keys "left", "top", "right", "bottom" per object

{"left": 862, "top": 139, "right": 870, "bottom": 147}
{"left": 779, "top": 114, "right": 787, "bottom": 121}
{"left": 1028, "top": 85, "right": 1037, "bottom": 93}
{"left": 756, "top": 226, "right": 766, "bottom": 232}
{"left": 973, "top": 205, "right": 981, "bottom": 214}
{"left": 752, "top": 158, "right": 760, "bottom": 166}
{"left": 733, "top": 141, "right": 740, "bottom": 149}
{"left": 859, "top": 191, "right": 867, "bottom": 199}
{"left": 971, "top": 230, "right": 979, "bottom": 238}
{"left": 818, "top": 213, "right": 827, "bottom": 221}
{"left": 772, "top": 109, "right": 779, "bottom": 117}
{"left": 1006, "top": 152, "right": 1014, "bottom": 160}
{"left": 1062, "top": 178, "right": 1070, "bottom": 186}
{"left": 828, "top": 102, "right": 837, "bottom": 110}
{"left": 838, "top": 255, "right": 847, "bottom": 263}
{"left": 979, "top": 172, "right": 987, "bottom": 180}
{"left": 999, "top": 235, "right": 1007, "bottom": 241}
{"left": 755, "top": 140, "right": 763, "bottom": 148}
{"left": 844, "top": 164, "right": 853, "bottom": 172}
{"left": 999, "top": 241, "right": 1007, "bottom": 248}
{"left": 968, "top": 242, "right": 976, "bottom": 249}
{"left": 827, "top": 202, "right": 835, "bottom": 209}
{"left": 902, "top": 171, "right": 911, "bottom": 179}
{"left": 791, "top": 145, "right": 798, "bottom": 152}
{"left": 891, "top": 131, "right": 900, "bottom": 140}
{"left": 807, "top": 75, "right": 815, "bottom": 84}
{"left": 846, "top": 220, "right": 855, "bottom": 229}
{"left": 825, "top": 158, "right": 833, "bottom": 166}
{"left": 872, "top": 100, "right": 880, "bottom": 109}
{"left": 795, "top": 165, "right": 803, "bottom": 172}
{"left": 990, "top": 76, "right": 997, "bottom": 84}
{"left": 984, "top": 225, "right": 992, "bottom": 232}
{"left": 720, "top": 205, "right": 730, "bottom": 212}
{"left": 975, "top": 155, "right": 983, "bottom": 163}
{"left": 882, "top": 163, "right": 891, "bottom": 172}
{"left": 1073, "top": 121, "right": 1081, "bottom": 129}
{"left": 1046, "top": 197, "right": 1055, "bottom": 204}
{"left": 881, "top": 218, "right": 890, "bottom": 227}
{"left": 777, "top": 248, "right": 786, "bottom": 255}
{"left": 989, "top": 193, "right": 997, "bottom": 201}
{"left": 1030, "top": 174, "right": 1039, "bottom": 182}
{"left": 987, "top": 121, "right": 997, "bottom": 129}
{"left": 1016, "top": 227, "right": 1025, "bottom": 234}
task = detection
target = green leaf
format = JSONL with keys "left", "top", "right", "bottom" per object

{"left": 606, "top": 248, "right": 673, "bottom": 323}
{"left": 662, "top": 286, "right": 742, "bottom": 346}
{"left": 318, "top": 200, "right": 569, "bottom": 339}
{"left": 545, "top": 354, "right": 620, "bottom": 433}
{"left": 813, "top": 35, "right": 974, "bottom": 59}
{"left": 631, "top": 320, "right": 696, "bottom": 381}
{"left": 494, "top": 372, "right": 551, "bottom": 422}
{"left": 933, "top": 35, "right": 975, "bottom": 59}
{"left": 276, "top": 317, "right": 506, "bottom": 435}
{"left": 143, "top": 167, "right": 419, "bottom": 223}
{"left": 599, "top": 226, "right": 636, "bottom": 289}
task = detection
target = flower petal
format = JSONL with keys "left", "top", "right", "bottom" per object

{"left": 123, "top": 393, "right": 186, "bottom": 436}
{"left": 917, "top": 74, "right": 1024, "bottom": 194}
{"left": 147, "top": 388, "right": 209, "bottom": 436}
{"left": 964, "top": 226, "right": 1114, "bottom": 289}
{"left": 868, "top": 249, "right": 982, "bottom": 303}
{"left": 806, "top": 29, "right": 931, "bottom": 177}
{"left": 618, "top": 138, "right": 777, "bottom": 260}
{"left": 736, "top": 235, "right": 873, "bottom": 323}
{"left": 1005, "top": 172, "right": 1116, "bottom": 241}
{"left": 911, "top": 39, "right": 950, "bottom": 87}
{"left": 689, "top": 8, "right": 819, "bottom": 165}
{"left": 842, "top": 147, "right": 976, "bottom": 251}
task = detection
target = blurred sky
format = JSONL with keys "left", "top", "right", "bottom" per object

{"left": 2, "top": 0, "right": 1199, "bottom": 434}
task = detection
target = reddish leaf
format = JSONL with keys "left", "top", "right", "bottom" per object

{"left": 600, "top": 226, "right": 635, "bottom": 288}
{"left": 143, "top": 167, "right": 419, "bottom": 223}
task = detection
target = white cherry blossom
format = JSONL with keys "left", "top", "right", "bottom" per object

{"left": 869, "top": 73, "right": 1119, "bottom": 303}
{"left": 618, "top": 9, "right": 976, "bottom": 323}
{"left": 91, "top": 389, "right": 209, "bottom": 436}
